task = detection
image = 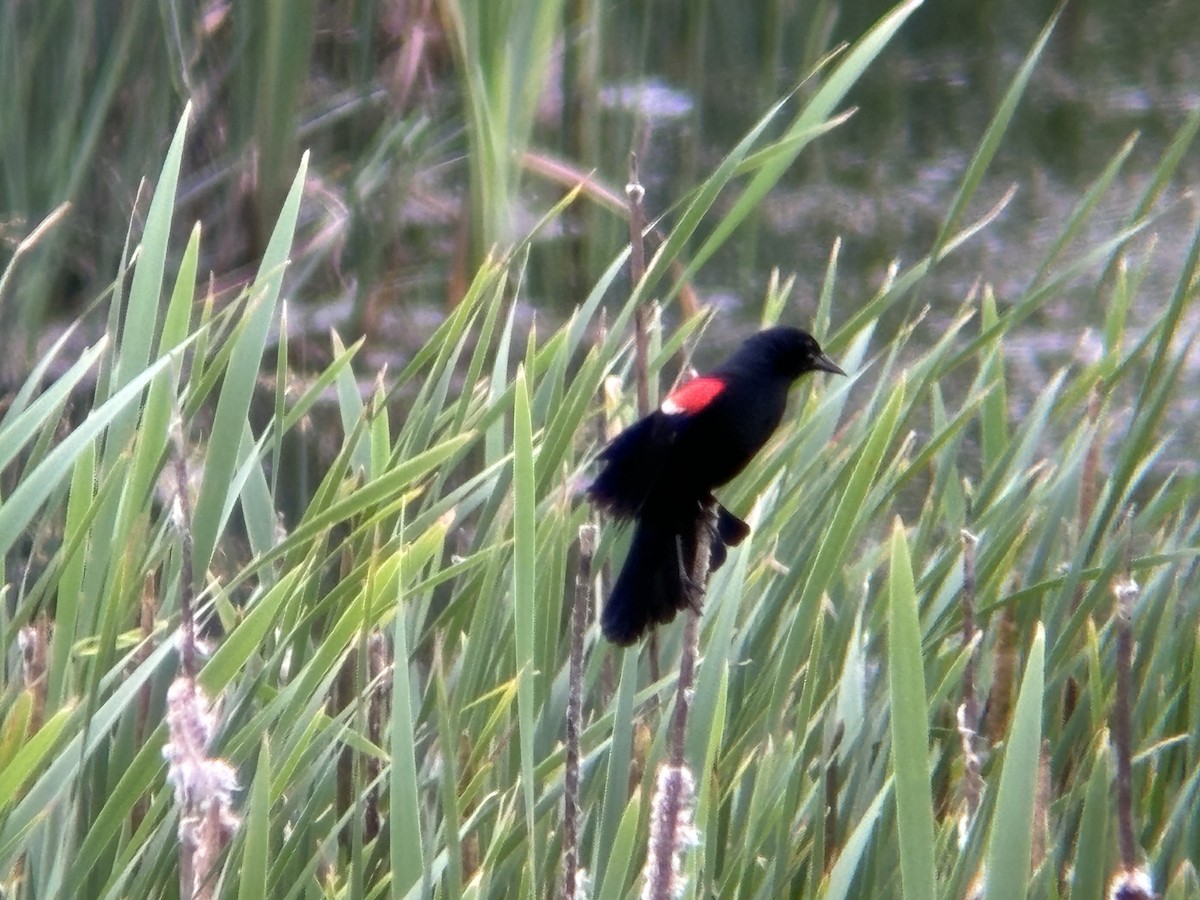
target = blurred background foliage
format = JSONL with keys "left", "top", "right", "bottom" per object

{"left": 3, "top": 0, "right": 1197, "bottom": 380}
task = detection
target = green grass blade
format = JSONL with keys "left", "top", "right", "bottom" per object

{"left": 511, "top": 364, "right": 538, "bottom": 894}
{"left": 595, "top": 648, "right": 639, "bottom": 887}
{"left": 1070, "top": 740, "right": 1113, "bottom": 900}
{"left": 677, "top": 0, "right": 923, "bottom": 293}
{"left": 238, "top": 739, "right": 271, "bottom": 900}
{"left": 770, "top": 374, "right": 906, "bottom": 726}
{"left": 823, "top": 780, "right": 892, "bottom": 900}
{"left": 984, "top": 623, "right": 1046, "bottom": 900}
{"left": 390, "top": 548, "right": 425, "bottom": 896}
{"left": 0, "top": 336, "right": 194, "bottom": 560}
{"left": 0, "top": 706, "right": 74, "bottom": 814}
{"left": 929, "top": 8, "right": 1060, "bottom": 260}
{"left": 887, "top": 518, "right": 937, "bottom": 900}
{"left": 192, "top": 152, "right": 309, "bottom": 577}
{"left": 596, "top": 791, "right": 643, "bottom": 900}
{"left": 0, "top": 338, "right": 108, "bottom": 474}
{"left": 110, "top": 105, "right": 188, "bottom": 392}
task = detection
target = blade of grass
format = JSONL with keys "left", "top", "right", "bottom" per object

{"left": 192, "top": 153, "right": 309, "bottom": 577}
{"left": 511, "top": 365, "right": 538, "bottom": 895}
{"left": 0, "top": 337, "right": 196, "bottom": 560}
{"left": 237, "top": 739, "right": 271, "bottom": 900}
{"left": 887, "top": 518, "right": 937, "bottom": 900}
{"left": 928, "top": 8, "right": 1061, "bottom": 262}
{"left": 676, "top": 0, "right": 923, "bottom": 295}
{"left": 390, "top": 526, "right": 425, "bottom": 897}
{"left": 984, "top": 623, "right": 1046, "bottom": 900}
{"left": 823, "top": 779, "right": 893, "bottom": 900}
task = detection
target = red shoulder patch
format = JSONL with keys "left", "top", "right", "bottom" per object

{"left": 661, "top": 376, "right": 725, "bottom": 415}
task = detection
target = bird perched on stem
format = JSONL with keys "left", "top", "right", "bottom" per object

{"left": 589, "top": 326, "right": 845, "bottom": 645}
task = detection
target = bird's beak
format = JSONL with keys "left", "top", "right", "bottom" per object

{"left": 813, "top": 352, "right": 846, "bottom": 376}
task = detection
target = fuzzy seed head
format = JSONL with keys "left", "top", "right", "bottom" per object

{"left": 641, "top": 765, "right": 699, "bottom": 900}
{"left": 1108, "top": 866, "right": 1154, "bottom": 900}
{"left": 163, "top": 678, "right": 240, "bottom": 829}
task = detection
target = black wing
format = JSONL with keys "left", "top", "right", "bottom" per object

{"left": 586, "top": 412, "right": 677, "bottom": 519}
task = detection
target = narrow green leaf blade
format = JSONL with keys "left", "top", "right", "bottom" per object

{"left": 237, "top": 739, "right": 271, "bottom": 900}
{"left": 512, "top": 364, "right": 538, "bottom": 894}
{"left": 887, "top": 518, "right": 937, "bottom": 899}
{"left": 984, "top": 623, "right": 1046, "bottom": 900}
{"left": 390, "top": 555, "right": 425, "bottom": 896}
{"left": 192, "top": 152, "right": 309, "bottom": 576}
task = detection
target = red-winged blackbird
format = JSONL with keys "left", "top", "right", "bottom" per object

{"left": 588, "top": 326, "right": 845, "bottom": 645}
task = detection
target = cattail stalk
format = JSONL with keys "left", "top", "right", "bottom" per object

{"left": 17, "top": 618, "right": 47, "bottom": 732}
{"left": 1111, "top": 578, "right": 1139, "bottom": 871}
{"left": 958, "top": 530, "right": 984, "bottom": 827}
{"left": 641, "top": 502, "right": 715, "bottom": 900}
{"left": 627, "top": 153, "right": 649, "bottom": 417}
{"left": 562, "top": 524, "right": 596, "bottom": 900}
{"left": 627, "top": 153, "right": 660, "bottom": 683}
{"left": 167, "top": 418, "right": 239, "bottom": 899}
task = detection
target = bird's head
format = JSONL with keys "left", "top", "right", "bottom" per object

{"left": 724, "top": 326, "right": 846, "bottom": 380}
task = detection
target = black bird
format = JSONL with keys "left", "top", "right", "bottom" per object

{"left": 588, "top": 326, "right": 845, "bottom": 645}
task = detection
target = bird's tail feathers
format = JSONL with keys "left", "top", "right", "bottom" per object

{"left": 602, "top": 518, "right": 697, "bottom": 645}
{"left": 602, "top": 504, "right": 750, "bottom": 645}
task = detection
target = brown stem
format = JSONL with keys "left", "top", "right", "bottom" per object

{"left": 627, "top": 153, "right": 649, "bottom": 417}
{"left": 562, "top": 524, "right": 596, "bottom": 900}
{"left": 959, "top": 530, "right": 983, "bottom": 819}
{"left": 669, "top": 502, "right": 716, "bottom": 766}
{"left": 520, "top": 151, "right": 700, "bottom": 317}
{"left": 642, "top": 504, "right": 715, "bottom": 900}
{"left": 824, "top": 724, "right": 844, "bottom": 872}
{"left": 18, "top": 619, "right": 47, "bottom": 732}
{"left": 171, "top": 422, "right": 198, "bottom": 680}
{"left": 595, "top": 310, "right": 616, "bottom": 699}
{"left": 1112, "top": 578, "right": 1139, "bottom": 870}
{"left": 1077, "top": 389, "right": 1103, "bottom": 561}
{"left": 986, "top": 604, "right": 1018, "bottom": 745}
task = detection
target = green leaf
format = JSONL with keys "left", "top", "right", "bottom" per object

{"left": 0, "top": 338, "right": 108, "bottom": 474}
{"left": 512, "top": 364, "right": 538, "bottom": 894}
{"left": 0, "top": 693, "right": 33, "bottom": 774}
{"left": 1070, "top": 740, "right": 1112, "bottom": 900}
{"left": 674, "top": 0, "right": 924, "bottom": 297}
{"left": 887, "top": 518, "right": 937, "bottom": 900}
{"left": 389, "top": 545, "right": 425, "bottom": 897}
{"left": 0, "top": 337, "right": 196, "bottom": 560}
{"left": 979, "top": 289, "right": 1007, "bottom": 472}
{"left": 929, "top": 9, "right": 1060, "bottom": 260}
{"left": 192, "top": 152, "right": 309, "bottom": 577}
{"left": 770, "top": 373, "right": 906, "bottom": 726}
{"left": 984, "top": 623, "right": 1046, "bottom": 900}
{"left": 238, "top": 739, "right": 271, "bottom": 900}
{"left": 824, "top": 780, "right": 893, "bottom": 900}
{"left": 109, "top": 104, "right": 189, "bottom": 398}
{"left": 596, "top": 791, "right": 643, "bottom": 900}
{"left": 595, "top": 648, "right": 640, "bottom": 886}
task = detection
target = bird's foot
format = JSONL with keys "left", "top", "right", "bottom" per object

{"left": 674, "top": 537, "right": 707, "bottom": 614}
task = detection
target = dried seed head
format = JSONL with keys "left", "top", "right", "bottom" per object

{"left": 163, "top": 678, "right": 240, "bottom": 828}
{"left": 165, "top": 677, "right": 240, "bottom": 900}
{"left": 1113, "top": 578, "right": 1140, "bottom": 617}
{"left": 641, "top": 765, "right": 699, "bottom": 900}
{"left": 1108, "top": 866, "right": 1154, "bottom": 900}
